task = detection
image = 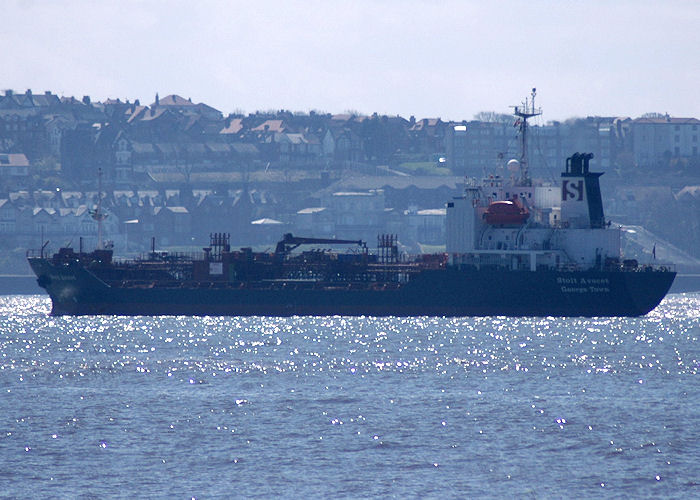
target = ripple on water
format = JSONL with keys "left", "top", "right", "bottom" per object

{"left": 0, "top": 293, "right": 698, "bottom": 497}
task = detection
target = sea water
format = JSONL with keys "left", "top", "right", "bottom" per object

{"left": 0, "top": 294, "right": 698, "bottom": 498}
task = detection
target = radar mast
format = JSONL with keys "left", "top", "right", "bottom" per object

{"left": 511, "top": 88, "right": 542, "bottom": 186}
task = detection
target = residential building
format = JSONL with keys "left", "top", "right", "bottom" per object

{"left": 631, "top": 116, "right": 700, "bottom": 167}
{"left": 0, "top": 153, "right": 30, "bottom": 178}
{"left": 323, "top": 189, "right": 386, "bottom": 242}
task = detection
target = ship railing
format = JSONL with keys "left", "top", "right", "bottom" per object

{"left": 26, "top": 248, "right": 50, "bottom": 258}
{"left": 558, "top": 263, "right": 580, "bottom": 272}
{"left": 112, "top": 251, "right": 206, "bottom": 266}
{"left": 631, "top": 263, "right": 676, "bottom": 273}
{"left": 559, "top": 262, "right": 677, "bottom": 273}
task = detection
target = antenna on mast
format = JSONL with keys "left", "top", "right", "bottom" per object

{"left": 511, "top": 87, "right": 542, "bottom": 186}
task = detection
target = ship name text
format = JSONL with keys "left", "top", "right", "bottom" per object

{"left": 558, "top": 276, "right": 610, "bottom": 293}
{"left": 557, "top": 277, "right": 609, "bottom": 285}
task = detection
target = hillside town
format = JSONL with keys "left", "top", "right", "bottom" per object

{"left": 1, "top": 88, "right": 700, "bottom": 273}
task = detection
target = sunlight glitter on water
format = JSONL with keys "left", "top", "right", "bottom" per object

{"left": 0, "top": 293, "right": 699, "bottom": 497}
{"left": 1, "top": 293, "right": 698, "bottom": 380}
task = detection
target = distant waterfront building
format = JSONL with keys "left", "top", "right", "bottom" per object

{"left": 526, "top": 117, "right": 623, "bottom": 175}
{"left": 404, "top": 208, "right": 446, "bottom": 245}
{"left": 631, "top": 116, "right": 700, "bottom": 167}
{"left": 323, "top": 189, "right": 386, "bottom": 242}
{"left": 295, "top": 207, "right": 333, "bottom": 237}
{"left": 445, "top": 121, "right": 516, "bottom": 176}
{"left": 408, "top": 118, "right": 447, "bottom": 156}
{"left": 0, "top": 153, "right": 30, "bottom": 179}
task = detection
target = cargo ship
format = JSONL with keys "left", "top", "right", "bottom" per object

{"left": 27, "top": 92, "right": 675, "bottom": 317}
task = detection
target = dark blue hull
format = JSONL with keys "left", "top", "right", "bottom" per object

{"left": 28, "top": 258, "right": 675, "bottom": 317}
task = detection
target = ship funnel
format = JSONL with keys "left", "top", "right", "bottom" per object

{"left": 565, "top": 152, "right": 594, "bottom": 176}
{"left": 561, "top": 152, "right": 605, "bottom": 228}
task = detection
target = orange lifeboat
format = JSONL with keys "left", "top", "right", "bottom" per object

{"left": 484, "top": 199, "right": 529, "bottom": 225}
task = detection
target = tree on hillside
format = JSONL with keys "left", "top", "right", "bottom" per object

{"left": 473, "top": 112, "right": 512, "bottom": 124}
{"left": 641, "top": 112, "right": 667, "bottom": 119}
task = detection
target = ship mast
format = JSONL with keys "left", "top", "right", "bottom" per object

{"left": 90, "top": 168, "right": 107, "bottom": 249}
{"left": 512, "top": 88, "right": 542, "bottom": 186}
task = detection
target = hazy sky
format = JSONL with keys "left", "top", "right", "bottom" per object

{"left": 3, "top": 0, "right": 699, "bottom": 122}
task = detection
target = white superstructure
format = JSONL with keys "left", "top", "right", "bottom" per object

{"left": 447, "top": 96, "right": 622, "bottom": 273}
